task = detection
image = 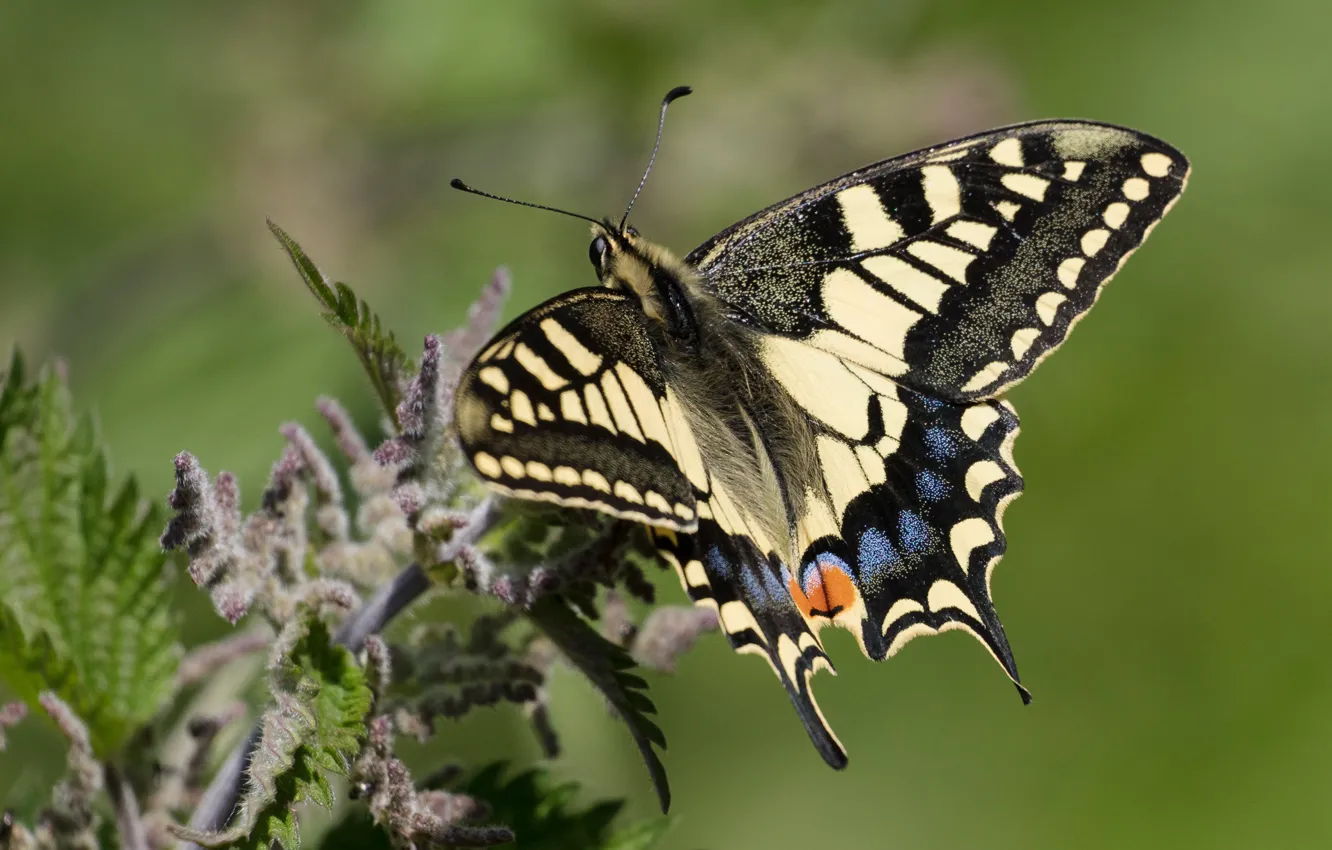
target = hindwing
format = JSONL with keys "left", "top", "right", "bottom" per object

{"left": 652, "top": 522, "right": 846, "bottom": 767}
{"left": 690, "top": 120, "right": 1189, "bottom": 401}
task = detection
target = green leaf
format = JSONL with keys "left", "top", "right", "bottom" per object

{"left": 177, "top": 617, "right": 373, "bottom": 850}
{"left": 0, "top": 603, "right": 96, "bottom": 726}
{"left": 461, "top": 763, "right": 672, "bottom": 850}
{"left": 0, "top": 351, "right": 180, "bottom": 756}
{"left": 267, "top": 220, "right": 412, "bottom": 421}
{"left": 602, "top": 817, "right": 674, "bottom": 850}
{"left": 525, "top": 598, "right": 671, "bottom": 812}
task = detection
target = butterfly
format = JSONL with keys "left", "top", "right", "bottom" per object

{"left": 452, "top": 86, "right": 1188, "bottom": 768}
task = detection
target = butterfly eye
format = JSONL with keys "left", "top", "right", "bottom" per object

{"left": 625, "top": 226, "right": 640, "bottom": 237}
{"left": 589, "top": 236, "right": 609, "bottom": 271}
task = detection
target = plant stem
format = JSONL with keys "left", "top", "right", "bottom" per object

{"left": 179, "top": 562, "right": 430, "bottom": 846}
{"left": 106, "top": 764, "right": 149, "bottom": 850}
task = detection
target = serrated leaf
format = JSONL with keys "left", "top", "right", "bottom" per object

{"left": 0, "top": 603, "right": 97, "bottom": 726}
{"left": 462, "top": 763, "right": 675, "bottom": 850}
{"left": 318, "top": 764, "right": 671, "bottom": 850}
{"left": 184, "top": 617, "right": 373, "bottom": 850}
{"left": 525, "top": 598, "right": 671, "bottom": 812}
{"left": 267, "top": 220, "right": 412, "bottom": 420}
{"left": 602, "top": 817, "right": 674, "bottom": 850}
{"left": 0, "top": 352, "right": 180, "bottom": 756}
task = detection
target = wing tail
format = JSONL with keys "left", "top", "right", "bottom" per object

{"left": 652, "top": 523, "right": 848, "bottom": 768}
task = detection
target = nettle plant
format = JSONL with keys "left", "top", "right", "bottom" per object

{"left": 0, "top": 222, "right": 716, "bottom": 849}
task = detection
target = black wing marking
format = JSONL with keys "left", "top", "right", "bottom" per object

{"left": 651, "top": 521, "right": 847, "bottom": 768}
{"left": 688, "top": 120, "right": 1188, "bottom": 401}
{"left": 455, "top": 288, "right": 703, "bottom": 530}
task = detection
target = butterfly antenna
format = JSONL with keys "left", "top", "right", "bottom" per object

{"left": 620, "top": 85, "right": 692, "bottom": 230}
{"left": 449, "top": 178, "right": 602, "bottom": 226}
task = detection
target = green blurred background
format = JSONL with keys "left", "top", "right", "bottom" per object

{"left": 4, "top": 0, "right": 1332, "bottom": 847}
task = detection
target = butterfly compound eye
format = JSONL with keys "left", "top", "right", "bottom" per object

{"left": 589, "top": 236, "right": 608, "bottom": 271}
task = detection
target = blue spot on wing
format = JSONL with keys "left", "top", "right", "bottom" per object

{"left": 740, "top": 567, "right": 766, "bottom": 603}
{"left": 923, "top": 427, "right": 956, "bottom": 461}
{"left": 899, "top": 510, "right": 931, "bottom": 554}
{"left": 857, "top": 527, "right": 901, "bottom": 582}
{"left": 916, "top": 469, "right": 950, "bottom": 502}
{"left": 706, "top": 546, "right": 731, "bottom": 579}
{"left": 916, "top": 395, "right": 944, "bottom": 412}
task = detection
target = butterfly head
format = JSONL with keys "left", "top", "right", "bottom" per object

{"left": 588, "top": 221, "right": 699, "bottom": 342}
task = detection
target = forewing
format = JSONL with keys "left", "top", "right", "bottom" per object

{"left": 455, "top": 288, "right": 700, "bottom": 530}
{"left": 689, "top": 120, "right": 1188, "bottom": 401}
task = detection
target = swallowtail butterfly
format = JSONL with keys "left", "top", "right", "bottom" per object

{"left": 452, "top": 87, "right": 1188, "bottom": 767}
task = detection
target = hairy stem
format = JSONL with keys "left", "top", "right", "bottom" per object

{"left": 106, "top": 764, "right": 149, "bottom": 850}
{"left": 180, "top": 562, "right": 431, "bottom": 844}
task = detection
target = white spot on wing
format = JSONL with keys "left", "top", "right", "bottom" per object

{"left": 946, "top": 220, "right": 997, "bottom": 251}
{"left": 1035, "top": 291, "right": 1067, "bottom": 325}
{"left": 960, "top": 404, "right": 1000, "bottom": 440}
{"left": 583, "top": 384, "right": 616, "bottom": 433}
{"left": 601, "top": 372, "right": 645, "bottom": 442}
{"left": 1140, "top": 152, "right": 1172, "bottom": 177}
{"left": 684, "top": 559, "right": 708, "bottom": 588}
{"left": 1001, "top": 173, "right": 1050, "bottom": 201}
{"left": 921, "top": 165, "right": 962, "bottom": 223}
{"left": 1123, "top": 177, "right": 1150, "bottom": 201}
{"left": 927, "top": 579, "right": 983, "bottom": 621}
{"left": 473, "top": 452, "right": 502, "bottom": 478}
{"left": 719, "top": 601, "right": 764, "bottom": 641}
{"left": 906, "top": 240, "right": 974, "bottom": 284}
{"left": 613, "top": 480, "right": 644, "bottom": 504}
{"left": 1081, "top": 228, "right": 1110, "bottom": 256}
{"left": 1010, "top": 327, "right": 1039, "bottom": 360}
{"left": 510, "top": 390, "right": 536, "bottom": 425}
{"left": 540, "top": 318, "right": 602, "bottom": 376}
{"left": 1103, "top": 202, "right": 1130, "bottom": 229}
{"left": 960, "top": 361, "right": 1008, "bottom": 394}
{"left": 559, "top": 389, "right": 587, "bottom": 424}
{"left": 1057, "top": 257, "right": 1085, "bottom": 288}
{"left": 582, "top": 469, "right": 611, "bottom": 492}
{"left": 861, "top": 255, "right": 949, "bottom": 314}
{"left": 478, "top": 366, "right": 509, "bottom": 394}
{"left": 514, "top": 343, "right": 568, "bottom": 391}
{"left": 988, "top": 137, "right": 1024, "bottom": 167}
{"left": 836, "top": 184, "right": 905, "bottom": 251}
{"left": 615, "top": 363, "right": 671, "bottom": 450}
{"left": 992, "top": 200, "right": 1021, "bottom": 221}
{"left": 964, "top": 460, "right": 1006, "bottom": 501}
{"left": 880, "top": 598, "right": 925, "bottom": 633}
{"left": 1062, "top": 161, "right": 1086, "bottom": 181}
